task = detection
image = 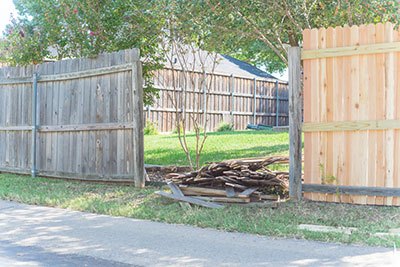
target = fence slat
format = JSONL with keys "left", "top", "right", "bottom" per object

{"left": 385, "top": 23, "right": 395, "bottom": 205}
{"left": 375, "top": 23, "right": 387, "bottom": 205}
{"left": 303, "top": 29, "right": 312, "bottom": 201}
{"left": 31, "top": 72, "right": 38, "bottom": 177}
{"left": 366, "top": 23, "right": 377, "bottom": 205}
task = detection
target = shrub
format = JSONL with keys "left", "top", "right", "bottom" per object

{"left": 144, "top": 120, "right": 158, "bottom": 135}
{"left": 172, "top": 124, "right": 184, "bottom": 134}
{"left": 216, "top": 122, "right": 234, "bottom": 132}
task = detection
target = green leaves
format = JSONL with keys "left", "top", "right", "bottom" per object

{"left": 195, "top": 0, "right": 400, "bottom": 71}
{"left": 2, "top": 0, "right": 399, "bottom": 79}
{"left": 2, "top": 0, "right": 165, "bottom": 104}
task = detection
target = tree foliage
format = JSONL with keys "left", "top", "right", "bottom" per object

{"left": 0, "top": 0, "right": 169, "bottom": 104}
{"left": 1, "top": 0, "right": 399, "bottom": 77}
{"left": 199, "top": 0, "right": 400, "bottom": 72}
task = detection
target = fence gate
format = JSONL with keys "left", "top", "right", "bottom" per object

{"left": 302, "top": 22, "right": 400, "bottom": 206}
{"left": 0, "top": 49, "right": 145, "bottom": 187}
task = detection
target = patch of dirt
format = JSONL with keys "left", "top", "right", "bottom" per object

{"left": 146, "top": 165, "right": 191, "bottom": 183}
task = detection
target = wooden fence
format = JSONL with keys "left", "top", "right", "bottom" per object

{"left": 300, "top": 22, "right": 400, "bottom": 205}
{"left": 145, "top": 67, "right": 289, "bottom": 132}
{"left": 0, "top": 49, "right": 145, "bottom": 186}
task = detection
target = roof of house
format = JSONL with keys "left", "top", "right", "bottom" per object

{"left": 164, "top": 47, "right": 278, "bottom": 81}
{"left": 217, "top": 55, "right": 277, "bottom": 80}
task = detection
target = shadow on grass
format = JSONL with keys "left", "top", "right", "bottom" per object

{"left": 145, "top": 144, "right": 289, "bottom": 166}
{"left": 156, "top": 130, "right": 285, "bottom": 140}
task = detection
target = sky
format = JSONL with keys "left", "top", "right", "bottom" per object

{"left": 271, "top": 69, "right": 288, "bottom": 82}
{"left": 0, "top": 0, "right": 17, "bottom": 36}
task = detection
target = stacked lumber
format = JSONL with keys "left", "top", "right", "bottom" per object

{"left": 158, "top": 156, "right": 289, "bottom": 207}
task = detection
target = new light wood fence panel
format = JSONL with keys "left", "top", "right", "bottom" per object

{"left": 0, "top": 49, "right": 144, "bottom": 185}
{"left": 302, "top": 23, "right": 400, "bottom": 206}
{"left": 146, "top": 68, "right": 289, "bottom": 132}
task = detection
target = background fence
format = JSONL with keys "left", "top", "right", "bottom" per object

{"left": 145, "top": 67, "right": 289, "bottom": 132}
{"left": 0, "top": 49, "right": 145, "bottom": 186}
{"left": 302, "top": 22, "right": 400, "bottom": 206}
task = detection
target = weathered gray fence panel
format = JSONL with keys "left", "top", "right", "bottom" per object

{"left": 146, "top": 68, "right": 289, "bottom": 132}
{"left": 0, "top": 49, "right": 144, "bottom": 186}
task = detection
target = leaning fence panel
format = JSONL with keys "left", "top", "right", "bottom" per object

{"left": 0, "top": 49, "right": 145, "bottom": 186}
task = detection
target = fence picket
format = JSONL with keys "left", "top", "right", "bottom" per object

{"left": 366, "top": 23, "right": 377, "bottom": 205}
{"left": 375, "top": 23, "right": 387, "bottom": 205}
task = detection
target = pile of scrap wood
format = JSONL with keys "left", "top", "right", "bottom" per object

{"left": 156, "top": 156, "right": 289, "bottom": 208}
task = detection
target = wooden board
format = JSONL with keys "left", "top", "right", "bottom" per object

{"left": 302, "top": 41, "right": 400, "bottom": 59}
{"left": 155, "top": 191, "right": 224, "bottom": 208}
{"left": 180, "top": 186, "right": 231, "bottom": 197}
{"left": 193, "top": 196, "right": 250, "bottom": 203}
{"left": 303, "top": 120, "right": 400, "bottom": 132}
{"left": 303, "top": 184, "right": 400, "bottom": 197}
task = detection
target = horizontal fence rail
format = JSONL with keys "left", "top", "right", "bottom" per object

{"left": 302, "top": 41, "right": 400, "bottom": 60}
{"left": 302, "top": 184, "right": 400, "bottom": 197}
{"left": 0, "top": 63, "right": 134, "bottom": 85}
{"left": 303, "top": 119, "right": 400, "bottom": 132}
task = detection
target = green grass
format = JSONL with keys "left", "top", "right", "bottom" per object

{"left": 1, "top": 173, "right": 399, "bottom": 247}
{"left": 144, "top": 130, "right": 289, "bottom": 166}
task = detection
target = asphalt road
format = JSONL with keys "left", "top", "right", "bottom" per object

{"left": 0, "top": 200, "right": 398, "bottom": 267}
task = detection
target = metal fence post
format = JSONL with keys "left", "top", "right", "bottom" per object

{"left": 31, "top": 72, "right": 38, "bottom": 177}
{"left": 289, "top": 47, "right": 302, "bottom": 201}
{"left": 253, "top": 78, "right": 257, "bottom": 124}
{"left": 146, "top": 106, "right": 151, "bottom": 121}
{"left": 203, "top": 70, "right": 207, "bottom": 130}
{"left": 230, "top": 74, "right": 235, "bottom": 125}
{"left": 275, "top": 80, "right": 280, "bottom": 127}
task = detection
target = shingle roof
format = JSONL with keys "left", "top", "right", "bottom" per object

{"left": 218, "top": 55, "right": 277, "bottom": 80}
{"left": 164, "top": 47, "right": 278, "bottom": 81}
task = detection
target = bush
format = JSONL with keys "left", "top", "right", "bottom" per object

{"left": 172, "top": 124, "right": 184, "bottom": 134}
{"left": 144, "top": 120, "right": 158, "bottom": 135}
{"left": 216, "top": 122, "right": 234, "bottom": 132}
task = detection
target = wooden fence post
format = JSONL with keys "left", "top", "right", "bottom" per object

{"left": 289, "top": 47, "right": 302, "bottom": 200}
{"left": 31, "top": 72, "right": 38, "bottom": 177}
{"left": 132, "top": 60, "right": 145, "bottom": 188}
{"left": 275, "top": 80, "right": 280, "bottom": 127}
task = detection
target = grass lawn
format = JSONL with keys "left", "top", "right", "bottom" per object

{"left": 144, "top": 130, "right": 289, "bottom": 166}
{"left": 0, "top": 173, "right": 399, "bottom": 248}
